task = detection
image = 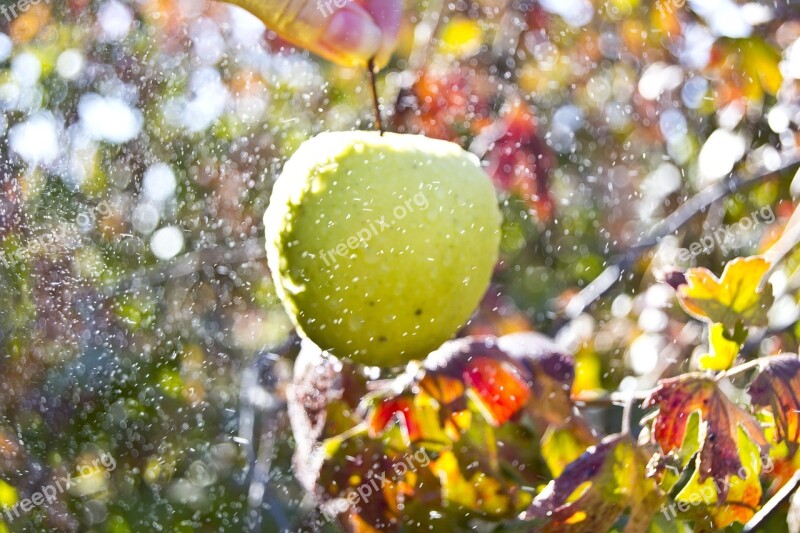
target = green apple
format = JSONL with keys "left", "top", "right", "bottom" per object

{"left": 265, "top": 131, "right": 501, "bottom": 367}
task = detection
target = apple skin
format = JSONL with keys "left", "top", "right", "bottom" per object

{"left": 265, "top": 131, "right": 501, "bottom": 367}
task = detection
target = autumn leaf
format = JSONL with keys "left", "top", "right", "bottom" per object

{"left": 316, "top": 432, "right": 454, "bottom": 531}
{"left": 369, "top": 333, "right": 575, "bottom": 439}
{"left": 521, "top": 434, "right": 661, "bottom": 532}
{"left": 643, "top": 375, "right": 768, "bottom": 498}
{"left": 644, "top": 411, "right": 702, "bottom": 494}
{"left": 540, "top": 423, "right": 597, "bottom": 477}
{"left": 430, "top": 449, "right": 529, "bottom": 518}
{"left": 748, "top": 354, "right": 800, "bottom": 449}
{"left": 677, "top": 256, "right": 774, "bottom": 330}
{"left": 365, "top": 337, "right": 526, "bottom": 443}
{"left": 496, "top": 332, "right": 576, "bottom": 425}
{"left": 672, "top": 427, "right": 764, "bottom": 528}
{"left": 710, "top": 37, "right": 783, "bottom": 107}
{"left": 698, "top": 323, "right": 743, "bottom": 371}
{"left": 724, "top": 37, "right": 783, "bottom": 96}
{"left": 418, "top": 337, "right": 532, "bottom": 428}
{"left": 481, "top": 101, "right": 554, "bottom": 220}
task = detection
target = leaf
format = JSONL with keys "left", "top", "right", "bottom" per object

{"left": 643, "top": 375, "right": 768, "bottom": 499}
{"left": 677, "top": 256, "right": 774, "bottom": 330}
{"left": 418, "top": 340, "right": 532, "bottom": 429}
{"left": 481, "top": 101, "right": 553, "bottom": 220}
{"left": 741, "top": 37, "right": 783, "bottom": 96}
{"left": 748, "top": 354, "right": 800, "bottom": 449}
{"left": 430, "top": 450, "right": 527, "bottom": 517}
{"left": 711, "top": 37, "right": 783, "bottom": 105}
{"left": 698, "top": 323, "right": 743, "bottom": 371}
{"left": 521, "top": 434, "right": 661, "bottom": 532}
{"left": 369, "top": 333, "right": 575, "bottom": 436}
{"left": 645, "top": 411, "right": 702, "bottom": 494}
{"left": 496, "top": 332, "right": 576, "bottom": 426}
{"left": 673, "top": 426, "right": 764, "bottom": 527}
{"left": 316, "top": 432, "right": 447, "bottom": 531}
{"left": 438, "top": 17, "right": 484, "bottom": 57}
{"left": 540, "top": 424, "right": 595, "bottom": 478}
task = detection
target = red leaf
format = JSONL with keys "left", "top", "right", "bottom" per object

{"left": 643, "top": 375, "right": 768, "bottom": 498}
{"left": 483, "top": 101, "right": 553, "bottom": 220}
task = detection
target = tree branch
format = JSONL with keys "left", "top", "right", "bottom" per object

{"left": 575, "top": 354, "right": 785, "bottom": 410}
{"left": 107, "top": 237, "right": 266, "bottom": 296}
{"left": 565, "top": 148, "right": 800, "bottom": 319}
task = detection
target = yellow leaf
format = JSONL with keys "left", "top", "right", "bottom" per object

{"left": 430, "top": 451, "right": 514, "bottom": 516}
{"left": 0, "top": 481, "right": 17, "bottom": 508}
{"left": 743, "top": 38, "right": 783, "bottom": 96}
{"left": 438, "top": 18, "right": 484, "bottom": 58}
{"left": 698, "top": 323, "right": 741, "bottom": 371}
{"left": 573, "top": 351, "right": 603, "bottom": 394}
{"left": 677, "top": 256, "right": 774, "bottom": 329}
{"left": 541, "top": 426, "right": 591, "bottom": 477}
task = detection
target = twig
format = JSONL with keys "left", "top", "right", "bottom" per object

{"left": 367, "top": 58, "right": 384, "bottom": 136}
{"left": 716, "top": 357, "right": 766, "bottom": 381}
{"left": 574, "top": 388, "right": 654, "bottom": 407}
{"left": 743, "top": 468, "right": 800, "bottom": 533}
{"left": 565, "top": 148, "right": 800, "bottom": 319}
{"left": 575, "top": 354, "right": 783, "bottom": 410}
{"left": 620, "top": 394, "right": 635, "bottom": 435}
{"left": 240, "top": 344, "right": 295, "bottom": 532}
{"left": 716, "top": 354, "right": 787, "bottom": 382}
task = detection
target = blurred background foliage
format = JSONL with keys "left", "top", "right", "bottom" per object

{"left": 0, "top": 0, "right": 798, "bottom": 530}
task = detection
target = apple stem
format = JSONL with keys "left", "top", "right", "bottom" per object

{"left": 367, "top": 58, "right": 385, "bottom": 136}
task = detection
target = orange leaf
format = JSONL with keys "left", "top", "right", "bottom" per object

{"left": 497, "top": 332, "right": 576, "bottom": 426}
{"left": 369, "top": 397, "right": 420, "bottom": 441}
{"left": 368, "top": 334, "right": 576, "bottom": 440}
{"left": 462, "top": 356, "right": 532, "bottom": 425}
{"left": 673, "top": 426, "right": 765, "bottom": 527}
{"left": 425, "top": 333, "right": 574, "bottom": 427}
